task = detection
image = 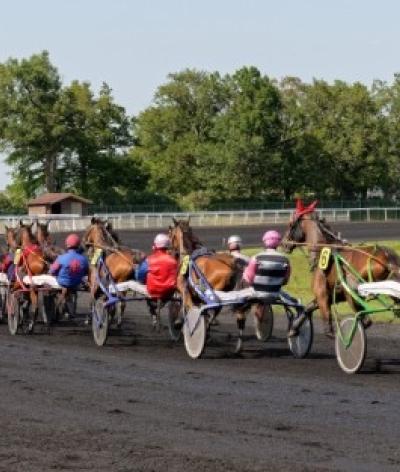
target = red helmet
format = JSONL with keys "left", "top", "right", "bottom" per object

{"left": 65, "top": 233, "right": 81, "bottom": 249}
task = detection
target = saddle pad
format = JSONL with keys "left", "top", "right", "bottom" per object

{"left": 22, "top": 274, "right": 61, "bottom": 289}
{"left": 358, "top": 280, "right": 400, "bottom": 299}
{"left": 0, "top": 273, "right": 9, "bottom": 285}
{"left": 109, "top": 280, "right": 149, "bottom": 297}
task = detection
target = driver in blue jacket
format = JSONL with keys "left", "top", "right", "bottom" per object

{"left": 49, "top": 234, "right": 89, "bottom": 288}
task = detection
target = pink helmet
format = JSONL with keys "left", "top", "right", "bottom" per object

{"left": 262, "top": 230, "right": 281, "bottom": 249}
{"left": 65, "top": 233, "right": 81, "bottom": 249}
{"left": 153, "top": 233, "right": 171, "bottom": 249}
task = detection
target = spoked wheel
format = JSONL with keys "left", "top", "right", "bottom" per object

{"left": 0, "top": 284, "right": 9, "bottom": 322}
{"left": 335, "top": 317, "right": 366, "bottom": 374}
{"left": 253, "top": 303, "right": 274, "bottom": 342}
{"left": 167, "top": 299, "right": 182, "bottom": 342}
{"left": 92, "top": 298, "right": 110, "bottom": 347}
{"left": 8, "top": 292, "right": 22, "bottom": 335}
{"left": 288, "top": 313, "right": 313, "bottom": 359}
{"left": 183, "top": 306, "right": 207, "bottom": 359}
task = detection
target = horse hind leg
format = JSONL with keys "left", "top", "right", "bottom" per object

{"left": 234, "top": 308, "right": 247, "bottom": 354}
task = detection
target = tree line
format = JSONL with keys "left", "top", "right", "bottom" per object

{"left": 1, "top": 51, "right": 400, "bottom": 212}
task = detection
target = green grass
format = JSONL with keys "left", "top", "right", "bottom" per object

{"left": 244, "top": 241, "right": 400, "bottom": 323}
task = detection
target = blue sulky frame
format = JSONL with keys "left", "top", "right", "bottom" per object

{"left": 182, "top": 258, "right": 313, "bottom": 360}
{"left": 91, "top": 254, "right": 182, "bottom": 347}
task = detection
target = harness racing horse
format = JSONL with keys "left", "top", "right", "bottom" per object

{"left": 169, "top": 218, "right": 250, "bottom": 352}
{"left": 34, "top": 220, "right": 63, "bottom": 262}
{"left": 282, "top": 200, "right": 400, "bottom": 337}
{"left": 12, "top": 221, "right": 48, "bottom": 332}
{"left": 83, "top": 217, "right": 145, "bottom": 327}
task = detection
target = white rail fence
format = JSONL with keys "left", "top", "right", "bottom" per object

{"left": 0, "top": 207, "right": 399, "bottom": 233}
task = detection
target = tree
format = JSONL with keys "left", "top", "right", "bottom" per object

{"left": 131, "top": 69, "right": 229, "bottom": 207}
{"left": 0, "top": 51, "right": 65, "bottom": 194}
{"left": 300, "top": 80, "right": 386, "bottom": 198}
{"left": 212, "top": 67, "right": 284, "bottom": 200}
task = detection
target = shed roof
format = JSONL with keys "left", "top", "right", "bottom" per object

{"left": 27, "top": 192, "right": 92, "bottom": 206}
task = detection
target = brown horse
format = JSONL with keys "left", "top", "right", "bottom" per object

{"left": 82, "top": 217, "right": 145, "bottom": 326}
{"left": 282, "top": 202, "right": 400, "bottom": 337}
{"left": 34, "top": 220, "right": 63, "bottom": 262}
{"left": 12, "top": 221, "right": 48, "bottom": 332}
{"left": 169, "top": 218, "right": 251, "bottom": 351}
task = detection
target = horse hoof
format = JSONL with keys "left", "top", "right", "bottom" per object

{"left": 362, "top": 317, "right": 373, "bottom": 329}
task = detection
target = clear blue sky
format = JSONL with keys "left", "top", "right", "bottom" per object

{"left": 1, "top": 0, "right": 400, "bottom": 188}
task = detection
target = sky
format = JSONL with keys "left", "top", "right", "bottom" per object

{"left": 1, "top": 0, "right": 400, "bottom": 188}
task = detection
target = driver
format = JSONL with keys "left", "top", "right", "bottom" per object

{"left": 226, "top": 235, "right": 250, "bottom": 266}
{"left": 136, "top": 233, "right": 178, "bottom": 300}
{"left": 49, "top": 234, "right": 89, "bottom": 289}
{"left": 243, "top": 230, "right": 290, "bottom": 291}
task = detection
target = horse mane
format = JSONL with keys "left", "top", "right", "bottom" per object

{"left": 314, "top": 215, "right": 345, "bottom": 245}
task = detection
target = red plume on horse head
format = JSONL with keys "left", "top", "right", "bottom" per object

{"left": 294, "top": 198, "right": 318, "bottom": 218}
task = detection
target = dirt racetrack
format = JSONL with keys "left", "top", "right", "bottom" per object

{"left": 0, "top": 292, "right": 399, "bottom": 472}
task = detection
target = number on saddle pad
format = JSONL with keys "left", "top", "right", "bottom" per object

{"left": 318, "top": 247, "right": 331, "bottom": 271}
{"left": 90, "top": 248, "right": 102, "bottom": 266}
{"left": 180, "top": 255, "right": 190, "bottom": 275}
{"left": 14, "top": 249, "right": 22, "bottom": 265}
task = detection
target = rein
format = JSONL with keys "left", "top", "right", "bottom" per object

{"left": 85, "top": 241, "right": 138, "bottom": 267}
{"left": 282, "top": 239, "right": 396, "bottom": 273}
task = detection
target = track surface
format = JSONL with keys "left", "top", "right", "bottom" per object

{"left": 2, "top": 221, "right": 400, "bottom": 471}
{"left": 0, "top": 297, "right": 399, "bottom": 472}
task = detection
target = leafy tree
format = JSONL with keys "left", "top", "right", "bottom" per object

{"left": 0, "top": 51, "right": 65, "bottom": 194}
{"left": 299, "top": 80, "right": 386, "bottom": 198}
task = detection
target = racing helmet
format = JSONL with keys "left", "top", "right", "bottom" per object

{"left": 153, "top": 233, "right": 171, "bottom": 249}
{"left": 227, "top": 235, "right": 242, "bottom": 250}
{"left": 65, "top": 233, "right": 81, "bottom": 249}
{"left": 262, "top": 230, "right": 281, "bottom": 249}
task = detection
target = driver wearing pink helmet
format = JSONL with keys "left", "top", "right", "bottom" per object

{"left": 243, "top": 230, "right": 290, "bottom": 290}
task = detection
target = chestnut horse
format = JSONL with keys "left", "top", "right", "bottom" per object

{"left": 82, "top": 217, "right": 145, "bottom": 326}
{"left": 169, "top": 218, "right": 250, "bottom": 351}
{"left": 34, "top": 220, "right": 63, "bottom": 262}
{"left": 12, "top": 221, "right": 47, "bottom": 332}
{"left": 282, "top": 202, "right": 400, "bottom": 337}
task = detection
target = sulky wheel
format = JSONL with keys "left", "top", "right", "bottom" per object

{"left": 167, "top": 299, "right": 183, "bottom": 342}
{"left": 8, "top": 292, "right": 22, "bottom": 335}
{"left": 0, "top": 284, "right": 9, "bottom": 322}
{"left": 288, "top": 315, "right": 313, "bottom": 359}
{"left": 183, "top": 306, "right": 207, "bottom": 359}
{"left": 253, "top": 303, "right": 274, "bottom": 342}
{"left": 335, "top": 317, "right": 366, "bottom": 374}
{"left": 92, "top": 298, "right": 110, "bottom": 347}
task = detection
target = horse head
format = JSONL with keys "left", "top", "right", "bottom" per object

{"left": 168, "top": 218, "right": 200, "bottom": 257}
{"left": 15, "top": 220, "right": 36, "bottom": 248}
{"left": 83, "top": 217, "right": 118, "bottom": 251}
{"left": 4, "top": 224, "right": 17, "bottom": 251}
{"left": 35, "top": 219, "right": 51, "bottom": 245}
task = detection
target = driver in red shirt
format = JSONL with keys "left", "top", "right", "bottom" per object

{"left": 136, "top": 233, "right": 178, "bottom": 300}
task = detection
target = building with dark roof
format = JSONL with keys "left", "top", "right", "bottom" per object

{"left": 27, "top": 193, "right": 92, "bottom": 216}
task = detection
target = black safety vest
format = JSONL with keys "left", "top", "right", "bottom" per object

{"left": 253, "top": 252, "right": 289, "bottom": 293}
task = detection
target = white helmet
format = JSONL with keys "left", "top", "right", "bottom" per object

{"left": 227, "top": 235, "right": 242, "bottom": 250}
{"left": 153, "top": 233, "right": 171, "bottom": 249}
